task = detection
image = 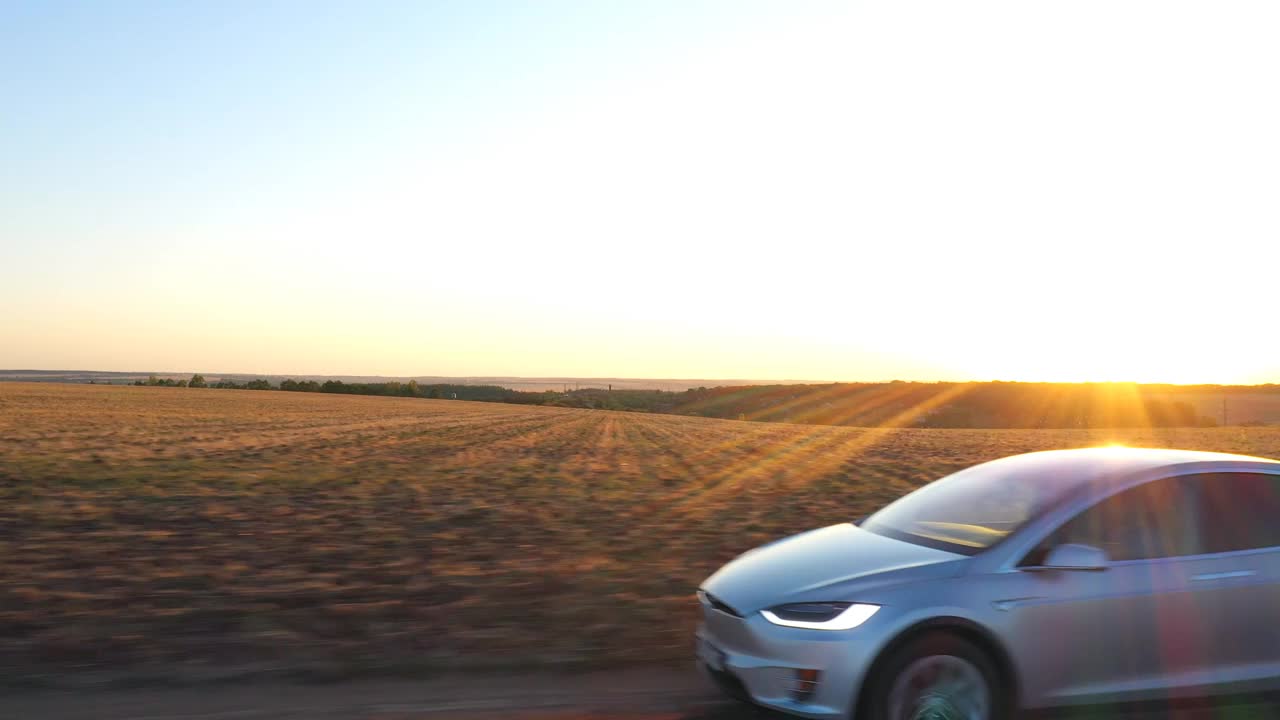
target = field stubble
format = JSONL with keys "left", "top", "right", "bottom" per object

{"left": 2, "top": 382, "right": 1279, "bottom": 683}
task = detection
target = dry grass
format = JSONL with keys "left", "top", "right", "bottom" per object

{"left": 2, "top": 382, "right": 1279, "bottom": 681}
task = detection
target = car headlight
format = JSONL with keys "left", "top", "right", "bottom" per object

{"left": 760, "top": 602, "right": 880, "bottom": 630}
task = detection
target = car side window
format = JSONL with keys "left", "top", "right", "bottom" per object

{"left": 1037, "top": 476, "right": 1202, "bottom": 562}
{"left": 1193, "top": 473, "right": 1280, "bottom": 554}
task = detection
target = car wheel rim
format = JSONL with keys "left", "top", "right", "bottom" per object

{"left": 888, "top": 654, "right": 989, "bottom": 720}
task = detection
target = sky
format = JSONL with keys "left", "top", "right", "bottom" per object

{"left": 3, "top": 1, "right": 1279, "bottom": 384}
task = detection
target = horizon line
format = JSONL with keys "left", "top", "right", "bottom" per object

{"left": 2, "top": 368, "right": 1278, "bottom": 388}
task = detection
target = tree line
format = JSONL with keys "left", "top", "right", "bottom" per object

{"left": 135, "top": 374, "right": 537, "bottom": 402}
{"left": 130, "top": 376, "right": 1240, "bottom": 428}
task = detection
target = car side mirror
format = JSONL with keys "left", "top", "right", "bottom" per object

{"left": 1036, "top": 543, "right": 1108, "bottom": 571}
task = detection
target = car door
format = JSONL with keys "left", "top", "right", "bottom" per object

{"left": 1185, "top": 471, "right": 1280, "bottom": 691}
{"left": 997, "top": 474, "right": 1228, "bottom": 707}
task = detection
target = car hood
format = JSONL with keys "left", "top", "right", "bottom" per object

{"left": 700, "top": 523, "right": 968, "bottom": 614}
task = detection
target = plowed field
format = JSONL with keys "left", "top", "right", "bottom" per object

{"left": 2, "top": 382, "right": 1278, "bottom": 682}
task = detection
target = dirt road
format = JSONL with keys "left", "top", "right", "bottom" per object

{"left": 0, "top": 668, "right": 758, "bottom": 720}
{"left": 5, "top": 668, "right": 1277, "bottom": 720}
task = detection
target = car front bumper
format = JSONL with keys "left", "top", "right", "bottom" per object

{"left": 695, "top": 607, "right": 881, "bottom": 719}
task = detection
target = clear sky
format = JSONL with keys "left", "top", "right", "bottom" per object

{"left": 4, "top": 1, "right": 1279, "bottom": 384}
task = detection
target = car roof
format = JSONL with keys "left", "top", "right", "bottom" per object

{"left": 975, "top": 446, "right": 1280, "bottom": 490}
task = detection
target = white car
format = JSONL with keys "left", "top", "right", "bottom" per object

{"left": 697, "top": 447, "right": 1280, "bottom": 719}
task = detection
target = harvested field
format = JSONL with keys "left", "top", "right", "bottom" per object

{"left": 2, "top": 382, "right": 1279, "bottom": 682}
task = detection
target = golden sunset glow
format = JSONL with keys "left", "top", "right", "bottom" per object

{"left": 4, "top": 1, "right": 1279, "bottom": 385}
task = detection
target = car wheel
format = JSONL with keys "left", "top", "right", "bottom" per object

{"left": 865, "top": 632, "right": 1007, "bottom": 720}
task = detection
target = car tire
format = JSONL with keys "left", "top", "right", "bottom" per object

{"left": 863, "top": 631, "right": 1008, "bottom": 720}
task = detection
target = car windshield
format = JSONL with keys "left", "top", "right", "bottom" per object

{"left": 860, "top": 459, "right": 1076, "bottom": 555}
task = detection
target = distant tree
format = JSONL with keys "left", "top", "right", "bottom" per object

{"left": 245, "top": 379, "right": 272, "bottom": 390}
{"left": 176, "top": 379, "right": 188, "bottom": 388}
{"left": 189, "top": 374, "right": 207, "bottom": 388}
{"left": 406, "top": 379, "right": 420, "bottom": 397}
{"left": 146, "top": 374, "right": 160, "bottom": 386}
{"left": 427, "top": 386, "right": 441, "bottom": 399}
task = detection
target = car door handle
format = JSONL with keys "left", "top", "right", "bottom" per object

{"left": 1191, "top": 570, "right": 1256, "bottom": 581}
